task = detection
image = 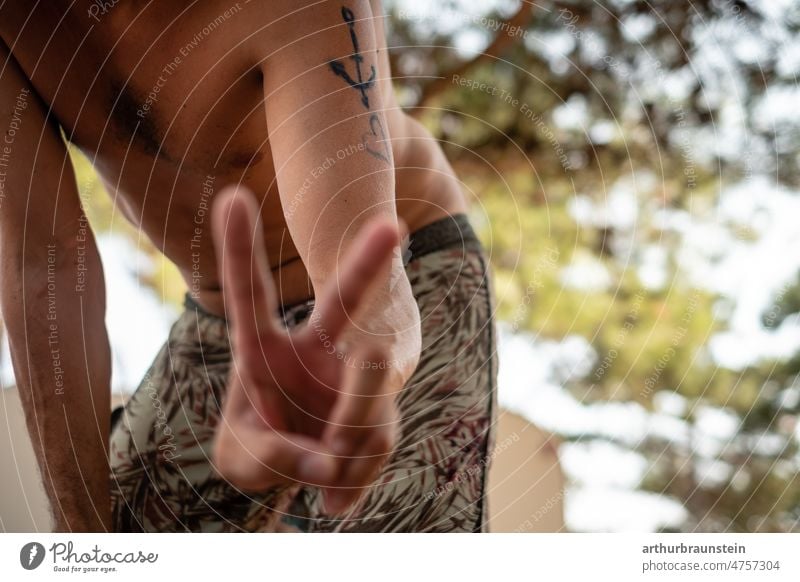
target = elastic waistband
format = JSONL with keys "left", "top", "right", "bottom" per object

{"left": 185, "top": 213, "right": 480, "bottom": 317}
{"left": 406, "top": 213, "right": 481, "bottom": 261}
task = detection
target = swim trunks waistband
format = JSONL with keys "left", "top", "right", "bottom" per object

{"left": 406, "top": 213, "right": 481, "bottom": 260}
{"left": 184, "top": 212, "right": 481, "bottom": 317}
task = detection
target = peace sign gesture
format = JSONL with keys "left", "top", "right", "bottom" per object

{"left": 210, "top": 186, "right": 401, "bottom": 515}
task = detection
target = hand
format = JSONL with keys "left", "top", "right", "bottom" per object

{"left": 210, "top": 186, "right": 401, "bottom": 515}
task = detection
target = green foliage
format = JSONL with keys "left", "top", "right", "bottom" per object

{"left": 388, "top": 0, "right": 800, "bottom": 531}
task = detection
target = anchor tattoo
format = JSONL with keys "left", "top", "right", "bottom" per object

{"left": 329, "top": 7, "right": 376, "bottom": 109}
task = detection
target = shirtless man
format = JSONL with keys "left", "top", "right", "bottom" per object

{"left": 0, "top": 0, "right": 496, "bottom": 532}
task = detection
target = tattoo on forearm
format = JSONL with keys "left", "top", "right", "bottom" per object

{"left": 330, "top": 6, "right": 391, "bottom": 165}
{"left": 329, "top": 7, "right": 376, "bottom": 108}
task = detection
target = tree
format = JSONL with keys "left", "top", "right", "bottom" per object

{"left": 385, "top": 0, "right": 800, "bottom": 531}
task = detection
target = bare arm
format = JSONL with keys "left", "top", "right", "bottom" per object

{"left": 0, "top": 42, "right": 111, "bottom": 531}
{"left": 210, "top": 1, "right": 421, "bottom": 514}
{"left": 257, "top": 0, "right": 421, "bottom": 384}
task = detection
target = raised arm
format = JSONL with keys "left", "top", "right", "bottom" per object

{"left": 257, "top": 0, "right": 420, "bottom": 384}
{"left": 0, "top": 41, "right": 111, "bottom": 531}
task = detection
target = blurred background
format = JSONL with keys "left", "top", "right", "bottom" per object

{"left": 2, "top": 0, "right": 800, "bottom": 532}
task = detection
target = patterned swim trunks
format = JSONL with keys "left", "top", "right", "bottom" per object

{"left": 109, "top": 214, "right": 497, "bottom": 532}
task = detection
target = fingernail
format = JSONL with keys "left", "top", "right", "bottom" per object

{"left": 299, "top": 455, "right": 336, "bottom": 483}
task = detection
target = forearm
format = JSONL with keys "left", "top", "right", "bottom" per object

{"left": 2, "top": 240, "right": 111, "bottom": 531}
{"left": 260, "top": 1, "right": 420, "bottom": 380}
{"left": 263, "top": 1, "right": 397, "bottom": 261}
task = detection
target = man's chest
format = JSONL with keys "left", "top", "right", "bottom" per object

{"left": 1, "top": 1, "right": 270, "bottom": 171}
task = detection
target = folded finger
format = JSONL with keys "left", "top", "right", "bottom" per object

{"left": 323, "top": 426, "right": 396, "bottom": 515}
{"left": 214, "top": 427, "right": 338, "bottom": 492}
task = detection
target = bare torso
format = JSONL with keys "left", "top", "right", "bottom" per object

{"left": 0, "top": 0, "right": 465, "bottom": 311}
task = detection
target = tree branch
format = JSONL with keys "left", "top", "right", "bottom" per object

{"left": 411, "top": 2, "right": 535, "bottom": 114}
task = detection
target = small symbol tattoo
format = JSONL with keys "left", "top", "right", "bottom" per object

{"left": 362, "top": 113, "right": 391, "bottom": 163}
{"left": 329, "top": 7, "right": 376, "bottom": 109}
